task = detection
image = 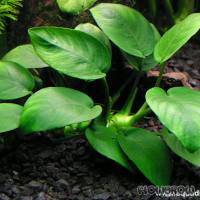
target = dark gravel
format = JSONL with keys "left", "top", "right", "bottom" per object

{"left": 0, "top": 127, "right": 200, "bottom": 200}
{"left": 167, "top": 42, "right": 200, "bottom": 89}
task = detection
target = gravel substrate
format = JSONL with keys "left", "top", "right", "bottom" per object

{"left": 0, "top": 118, "right": 200, "bottom": 200}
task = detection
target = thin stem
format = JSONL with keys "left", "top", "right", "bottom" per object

{"left": 164, "top": 0, "right": 175, "bottom": 25}
{"left": 149, "top": 0, "right": 157, "bottom": 21}
{"left": 175, "top": 0, "right": 195, "bottom": 23}
{"left": 121, "top": 87, "right": 138, "bottom": 115}
{"left": 129, "top": 62, "right": 167, "bottom": 125}
{"left": 120, "top": 72, "right": 143, "bottom": 115}
{"left": 112, "top": 71, "right": 135, "bottom": 106}
{"left": 32, "top": 69, "right": 40, "bottom": 76}
{"left": 129, "top": 104, "right": 151, "bottom": 125}
{"left": 155, "top": 62, "right": 166, "bottom": 87}
{"left": 102, "top": 77, "right": 112, "bottom": 121}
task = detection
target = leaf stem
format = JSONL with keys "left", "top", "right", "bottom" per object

{"left": 120, "top": 72, "right": 143, "bottom": 115}
{"left": 155, "top": 62, "right": 166, "bottom": 87}
{"left": 128, "top": 103, "right": 151, "bottom": 125}
{"left": 129, "top": 62, "right": 167, "bottom": 125}
{"left": 149, "top": 0, "right": 157, "bottom": 21}
{"left": 175, "top": 0, "right": 195, "bottom": 23}
{"left": 102, "top": 77, "right": 112, "bottom": 122}
{"left": 164, "top": 0, "right": 175, "bottom": 25}
{"left": 112, "top": 71, "right": 136, "bottom": 106}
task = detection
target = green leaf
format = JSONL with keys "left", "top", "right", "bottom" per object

{"left": 146, "top": 87, "right": 200, "bottom": 152}
{"left": 154, "top": 13, "right": 200, "bottom": 63}
{"left": 2, "top": 44, "right": 48, "bottom": 68}
{"left": 75, "top": 23, "right": 111, "bottom": 53}
{"left": 86, "top": 126, "right": 134, "bottom": 172}
{"left": 123, "top": 53, "right": 158, "bottom": 71}
{"left": 29, "top": 27, "right": 111, "bottom": 80}
{"left": 163, "top": 131, "right": 200, "bottom": 167}
{"left": 0, "top": 103, "right": 23, "bottom": 133}
{"left": 0, "top": 0, "right": 23, "bottom": 33}
{"left": 118, "top": 127, "right": 172, "bottom": 186}
{"left": 150, "top": 23, "right": 161, "bottom": 42}
{"left": 91, "top": 3, "right": 155, "bottom": 58}
{"left": 20, "top": 87, "right": 102, "bottom": 133}
{"left": 0, "top": 61, "right": 35, "bottom": 100}
{"left": 123, "top": 24, "right": 160, "bottom": 71}
{"left": 57, "top": 0, "right": 97, "bottom": 15}
{"left": 64, "top": 121, "right": 90, "bottom": 138}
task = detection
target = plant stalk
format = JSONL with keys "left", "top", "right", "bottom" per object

{"left": 155, "top": 62, "right": 166, "bottom": 87}
{"left": 129, "top": 62, "right": 167, "bottom": 125}
{"left": 129, "top": 103, "right": 151, "bottom": 125}
{"left": 149, "top": 0, "right": 157, "bottom": 22}
{"left": 175, "top": 0, "right": 195, "bottom": 23}
{"left": 120, "top": 72, "right": 143, "bottom": 115}
{"left": 164, "top": 0, "right": 175, "bottom": 25}
{"left": 102, "top": 77, "right": 112, "bottom": 122}
{"left": 112, "top": 71, "right": 136, "bottom": 106}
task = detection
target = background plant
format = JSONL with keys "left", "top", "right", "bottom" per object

{"left": 132, "top": 0, "right": 200, "bottom": 30}
{"left": 56, "top": 0, "right": 97, "bottom": 15}
{"left": 0, "top": 0, "right": 23, "bottom": 58}
{"left": 0, "top": 0, "right": 23, "bottom": 33}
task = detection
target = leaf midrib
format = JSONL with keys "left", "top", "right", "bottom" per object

{"left": 33, "top": 31, "right": 101, "bottom": 70}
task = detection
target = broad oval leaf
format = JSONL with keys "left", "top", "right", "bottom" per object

{"left": 57, "top": 0, "right": 97, "bottom": 15}
{"left": 91, "top": 3, "right": 155, "bottom": 58}
{"left": 146, "top": 87, "right": 200, "bottom": 152}
{"left": 0, "top": 61, "right": 35, "bottom": 100}
{"left": 29, "top": 27, "right": 111, "bottom": 80}
{"left": 154, "top": 13, "right": 200, "bottom": 63}
{"left": 75, "top": 23, "right": 111, "bottom": 53}
{"left": 123, "top": 24, "right": 161, "bottom": 71}
{"left": 2, "top": 44, "right": 48, "bottom": 68}
{"left": 163, "top": 131, "right": 200, "bottom": 167}
{"left": 0, "top": 103, "right": 23, "bottom": 133}
{"left": 20, "top": 87, "right": 102, "bottom": 133}
{"left": 86, "top": 126, "right": 134, "bottom": 172}
{"left": 118, "top": 127, "right": 172, "bottom": 186}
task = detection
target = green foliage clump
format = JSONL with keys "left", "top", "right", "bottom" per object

{"left": 1, "top": 2, "right": 200, "bottom": 186}
{"left": 0, "top": 0, "right": 23, "bottom": 33}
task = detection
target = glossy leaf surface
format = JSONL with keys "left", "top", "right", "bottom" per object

{"left": 75, "top": 23, "right": 111, "bottom": 52}
{"left": 163, "top": 131, "right": 200, "bottom": 167}
{"left": 57, "top": 0, "right": 97, "bottom": 14}
{"left": 118, "top": 127, "right": 172, "bottom": 186}
{"left": 91, "top": 3, "right": 155, "bottom": 58}
{"left": 154, "top": 13, "right": 200, "bottom": 63}
{"left": 123, "top": 24, "right": 160, "bottom": 71}
{"left": 2, "top": 44, "right": 48, "bottom": 68}
{"left": 0, "top": 61, "right": 35, "bottom": 100}
{"left": 86, "top": 126, "right": 134, "bottom": 171}
{"left": 20, "top": 87, "right": 102, "bottom": 133}
{"left": 146, "top": 87, "right": 200, "bottom": 152}
{"left": 29, "top": 27, "right": 111, "bottom": 80}
{"left": 0, "top": 103, "right": 23, "bottom": 133}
